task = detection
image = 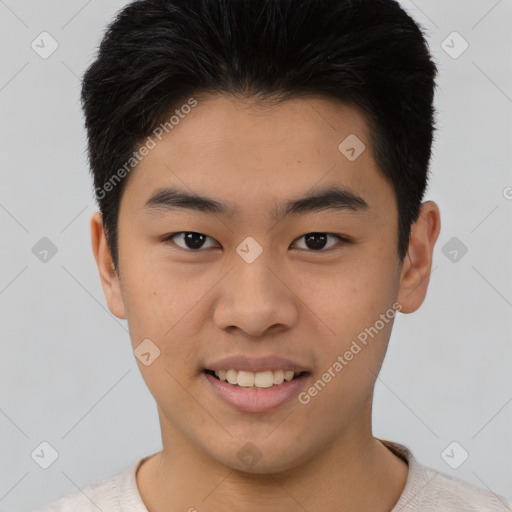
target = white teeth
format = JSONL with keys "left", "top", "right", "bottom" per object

{"left": 237, "top": 371, "right": 255, "bottom": 387}
{"left": 273, "top": 369, "right": 284, "bottom": 385}
{"left": 211, "top": 369, "right": 302, "bottom": 388}
{"left": 284, "top": 370, "right": 295, "bottom": 382}
{"left": 226, "top": 369, "right": 238, "bottom": 385}
{"left": 254, "top": 371, "right": 274, "bottom": 388}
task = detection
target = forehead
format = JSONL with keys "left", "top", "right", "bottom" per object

{"left": 121, "top": 93, "right": 394, "bottom": 220}
{"left": 167, "top": 93, "right": 373, "bottom": 163}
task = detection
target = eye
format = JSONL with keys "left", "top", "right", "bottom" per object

{"left": 164, "top": 232, "right": 220, "bottom": 251}
{"left": 163, "top": 231, "right": 349, "bottom": 252}
{"left": 291, "top": 232, "right": 348, "bottom": 252}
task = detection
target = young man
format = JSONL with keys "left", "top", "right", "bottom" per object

{"left": 36, "top": 0, "right": 512, "bottom": 510}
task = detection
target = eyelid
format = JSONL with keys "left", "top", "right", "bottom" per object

{"left": 163, "top": 232, "right": 220, "bottom": 250}
{"left": 163, "top": 231, "right": 350, "bottom": 252}
{"left": 290, "top": 233, "right": 347, "bottom": 251}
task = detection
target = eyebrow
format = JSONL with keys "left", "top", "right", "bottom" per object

{"left": 143, "top": 185, "right": 369, "bottom": 220}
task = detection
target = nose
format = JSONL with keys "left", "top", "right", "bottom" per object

{"left": 213, "top": 258, "right": 299, "bottom": 338}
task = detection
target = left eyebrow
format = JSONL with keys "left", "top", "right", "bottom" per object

{"left": 143, "top": 184, "right": 369, "bottom": 220}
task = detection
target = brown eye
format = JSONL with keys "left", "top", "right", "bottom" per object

{"left": 164, "top": 232, "right": 219, "bottom": 250}
{"left": 163, "top": 231, "right": 349, "bottom": 252}
{"left": 291, "top": 233, "right": 347, "bottom": 252}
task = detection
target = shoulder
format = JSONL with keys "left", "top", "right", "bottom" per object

{"left": 33, "top": 478, "right": 117, "bottom": 512}
{"left": 380, "top": 439, "right": 512, "bottom": 512}
{"left": 418, "top": 465, "right": 512, "bottom": 511}
{"left": 31, "top": 459, "right": 142, "bottom": 512}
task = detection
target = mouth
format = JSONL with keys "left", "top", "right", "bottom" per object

{"left": 203, "top": 368, "right": 311, "bottom": 413}
{"left": 204, "top": 369, "right": 309, "bottom": 389}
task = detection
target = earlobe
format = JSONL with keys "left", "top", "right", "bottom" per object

{"left": 90, "top": 211, "right": 127, "bottom": 319}
{"left": 397, "top": 201, "right": 441, "bottom": 314}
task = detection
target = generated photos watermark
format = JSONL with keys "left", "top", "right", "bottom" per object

{"left": 95, "top": 97, "right": 198, "bottom": 200}
{"left": 298, "top": 301, "right": 403, "bottom": 405}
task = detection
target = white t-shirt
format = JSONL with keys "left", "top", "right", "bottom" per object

{"left": 33, "top": 440, "right": 512, "bottom": 511}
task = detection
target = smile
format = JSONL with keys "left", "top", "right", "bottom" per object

{"left": 203, "top": 369, "right": 311, "bottom": 413}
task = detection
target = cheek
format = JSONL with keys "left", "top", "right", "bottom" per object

{"left": 117, "top": 246, "right": 182, "bottom": 337}
{"left": 301, "top": 259, "right": 398, "bottom": 338}
{"left": 297, "top": 247, "right": 399, "bottom": 384}
{"left": 119, "top": 262, "right": 211, "bottom": 379}
{"left": 297, "top": 313, "right": 394, "bottom": 426}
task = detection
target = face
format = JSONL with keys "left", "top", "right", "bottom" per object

{"left": 92, "top": 93, "right": 439, "bottom": 474}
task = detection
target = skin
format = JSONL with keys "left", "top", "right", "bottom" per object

{"left": 91, "top": 93, "right": 441, "bottom": 512}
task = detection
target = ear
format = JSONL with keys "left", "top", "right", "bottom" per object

{"left": 397, "top": 201, "right": 441, "bottom": 314}
{"left": 90, "top": 211, "right": 127, "bottom": 319}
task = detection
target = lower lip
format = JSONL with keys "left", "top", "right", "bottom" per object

{"left": 204, "top": 372, "right": 310, "bottom": 413}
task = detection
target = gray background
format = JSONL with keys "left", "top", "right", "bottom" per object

{"left": 1, "top": 0, "right": 511, "bottom": 510}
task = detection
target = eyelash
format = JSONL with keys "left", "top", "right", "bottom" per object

{"left": 162, "top": 231, "right": 350, "bottom": 253}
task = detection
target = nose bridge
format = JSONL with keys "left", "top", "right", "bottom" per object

{"left": 213, "top": 238, "right": 299, "bottom": 335}
{"left": 230, "top": 240, "right": 285, "bottom": 310}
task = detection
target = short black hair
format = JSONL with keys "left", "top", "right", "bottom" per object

{"left": 81, "top": 0, "right": 438, "bottom": 270}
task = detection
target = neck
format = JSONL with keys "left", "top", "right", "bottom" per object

{"left": 137, "top": 402, "right": 408, "bottom": 512}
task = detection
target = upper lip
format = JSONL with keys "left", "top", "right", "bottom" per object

{"left": 204, "top": 355, "right": 310, "bottom": 373}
